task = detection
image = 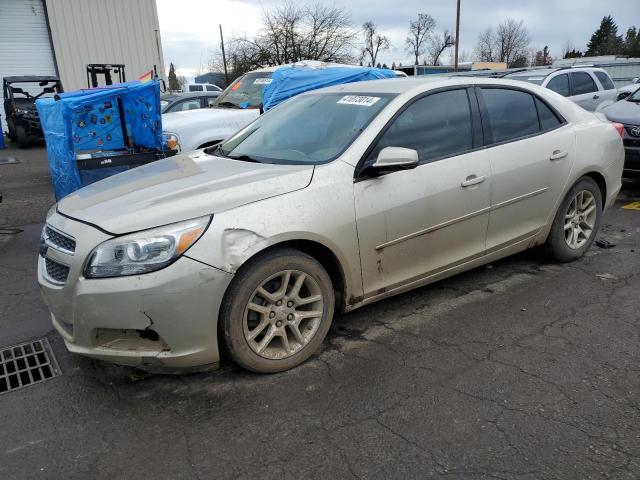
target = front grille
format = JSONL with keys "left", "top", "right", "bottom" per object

{"left": 45, "top": 226, "right": 76, "bottom": 254}
{"left": 624, "top": 138, "right": 640, "bottom": 148}
{"left": 45, "top": 258, "right": 70, "bottom": 284}
{"left": 0, "top": 339, "right": 60, "bottom": 394}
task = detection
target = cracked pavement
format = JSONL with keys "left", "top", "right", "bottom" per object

{"left": 1, "top": 147, "right": 640, "bottom": 479}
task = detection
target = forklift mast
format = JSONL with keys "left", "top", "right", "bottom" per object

{"left": 86, "top": 64, "right": 126, "bottom": 88}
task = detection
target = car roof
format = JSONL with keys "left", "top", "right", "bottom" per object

{"left": 311, "top": 76, "right": 541, "bottom": 95}
{"left": 4, "top": 75, "right": 60, "bottom": 83}
{"left": 504, "top": 66, "right": 608, "bottom": 79}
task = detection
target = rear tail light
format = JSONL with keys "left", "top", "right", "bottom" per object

{"left": 612, "top": 122, "right": 624, "bottom": 138}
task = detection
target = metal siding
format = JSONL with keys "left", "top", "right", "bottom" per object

{"left": 0, "top": 0, "right": 57, "bottom": 130}
{"left": 44, "top": 0, "right": 166, "bottom": 91}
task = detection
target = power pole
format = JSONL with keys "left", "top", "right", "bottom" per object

{"left": 219, "top": 24, "right": 229, "bottom": 85}
{"left": 454, "top": 0, "right": 461, "bottom": 71}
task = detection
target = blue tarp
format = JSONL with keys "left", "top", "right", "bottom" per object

{"left": 36, "top": 80, "right": 162, "bottom": 200}
{"left": 262, "top": 65, "right": 396, "bottom": 111}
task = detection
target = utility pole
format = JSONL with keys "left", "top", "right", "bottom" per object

{"left": 454, "top": 0, "right": 461, "bottom": 71}
{"left": 219, "top": 24, "right": 229, "bottom": 85}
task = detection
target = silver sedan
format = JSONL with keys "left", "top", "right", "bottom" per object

{"left": 39, "top": 77, "right": 625, "bottom": 373}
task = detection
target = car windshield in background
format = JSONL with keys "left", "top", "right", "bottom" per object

{"left": 217, "top": 92, "right": 395, "bottom": 165}
{"left": 212, "top": 72, "right": 273, "bottom": 109}
{"left": 504, "top": 73, "right": 547, "bottom": 85}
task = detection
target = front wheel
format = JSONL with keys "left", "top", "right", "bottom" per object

{"left": 221, "top": 248, "right": 335, "bottom": 373}
{"left": 547, "top": 177, "right": 602, "bottom": 262}
{"left": 15, "top": 124, "right": 29, "bottom": 148}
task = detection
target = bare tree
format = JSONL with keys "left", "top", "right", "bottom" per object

{"left": 361, "top": 21, "right": 390, "bottom": 67}
{"left": 496, "top": 19, "right": 530, "bottom": 66}
{"left": 405, "top": 14, "right": 436, "bottom": 65}
{"left": 475, "top": 27, "right": 496, "bottom": 62}
{"left": 474, "top": 19, "right": 530, "bottom": 67}
{"left": 426, "top": 30, "right": 455, "bottom": 65}
{"left": 209, "top": 1, "right": 356, "bottom": 77}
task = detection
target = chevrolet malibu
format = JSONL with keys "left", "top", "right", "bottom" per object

{"left": 39, "top": 77, "right": 625, "bottom": 373}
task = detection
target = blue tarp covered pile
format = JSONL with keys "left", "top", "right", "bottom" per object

{"left": 262, "top": 62, "right": 396, "bottom": 111}
{"left": 36, "top": 80, "right": 162, "bottom": 200}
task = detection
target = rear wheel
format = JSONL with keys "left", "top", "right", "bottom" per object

{"left": 221, "top": 248, "right": 335, "bottom": 373}
{"left": 15, "top": 124, "right": 29, "bottom": 148}
{"left": 547, "top": 177, "right": 602, "bottom": 262}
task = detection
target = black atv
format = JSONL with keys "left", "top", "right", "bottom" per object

{"left": 3, "top": 76, "right": 63, "bottom": 148}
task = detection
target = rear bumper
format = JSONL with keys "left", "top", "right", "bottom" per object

{"left": 38, "top": 213, "right": 233, "bottom": 370}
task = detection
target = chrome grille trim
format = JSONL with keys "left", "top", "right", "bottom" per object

{"left": 44, "top": 258, "right": 70, "bottom": 285}
{"left": 44, "top": 225, "right": 76, "bottom": 255}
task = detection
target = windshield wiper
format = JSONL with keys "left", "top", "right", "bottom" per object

{"left": 227, "top": 153, "right": 262, "bottom": 163}
{"left": 210, "top": 143, "right": 227, "bottom": 157}
{"left": 215, "top": 101, "right": 239, "bottom": 109}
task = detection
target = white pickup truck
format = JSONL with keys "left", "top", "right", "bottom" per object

{"left": 162, "top": 67, "right": 276, "bottom": 152}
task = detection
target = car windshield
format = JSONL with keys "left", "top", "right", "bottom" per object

{"left": 629, "top": 88, "right": 640, "bottom": 102}
{"left": 212, "top": 72, "right": 273, "bottom": 109}
{"left": 504, "top": 74, "right": 547, "bottom": 85}
{"left": 217, "top": 92, "right": 395, "bottom": 164}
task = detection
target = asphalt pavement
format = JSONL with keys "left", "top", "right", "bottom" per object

{"left": 1, "top": 146, "right": 640, "bottom": 480}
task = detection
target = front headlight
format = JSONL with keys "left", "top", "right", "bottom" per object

{"left": 84, "top": 216, "right": 211, "bottom": 278}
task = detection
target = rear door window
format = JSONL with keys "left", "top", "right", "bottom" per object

{"left": 367, "top": 89, "right": 473, "bottom": 164}
{"left": 189, "top": 85, "right": 203, "bottom": 92}
{"left": 594, "top": 71, "right": 615, "bottom": 90}
{"left": 480, "top": 88, "right": 540, "bottom": 144}
{"left": 546, "top": 74, "right": 570, "bottom": 97}
{"left": 570, "top": 72, "right": 597, "bottom": 95}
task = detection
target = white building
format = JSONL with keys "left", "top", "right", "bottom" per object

{"left": 0, "top": 0, "right": 166, "bottom": 128}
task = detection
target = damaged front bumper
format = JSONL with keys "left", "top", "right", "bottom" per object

{"left": 38, "top": 212, "right": 233, "bottom": 370}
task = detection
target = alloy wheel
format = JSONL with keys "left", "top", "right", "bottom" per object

{"left": 243, "top": 270, "right": 324, "bottom": 360}
{"left": 564, "top": 190, "right": 597, "bottom": 249}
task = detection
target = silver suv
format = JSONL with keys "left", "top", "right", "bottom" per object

{"left": 505, "top": 67, "right": 617, "bottom": 111}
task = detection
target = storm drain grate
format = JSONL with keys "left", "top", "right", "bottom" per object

{"left": 0, "top": 338, "right": 60, "bottom": 394}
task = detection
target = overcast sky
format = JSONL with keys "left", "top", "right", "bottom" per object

{"left": 156, "top": 0, "right": 637, "bottom": 80}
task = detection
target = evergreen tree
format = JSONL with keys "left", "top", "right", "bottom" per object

{"left": 168, "top": 63, "right": 180, "bottom": 91}
{"left": 563, "top": 49, "right": 583, "bottom": 59}
{"left": 586, "top": 16, "right": 623, "bottom": 56}
{"left": 623, "top": 27, "right": 640, "bottom": 57}
{"left": 391, "top": 61, "right": 397, "bottom": 69}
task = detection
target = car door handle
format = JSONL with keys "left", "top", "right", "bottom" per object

{"left": 593, "top": 94, "right": 599, "bottom": 99}
{"left": 461, "top": 175, "right": 486, "bottom": 187}
{"left": 549, "top": 150, "right": 568, "bottom": 161}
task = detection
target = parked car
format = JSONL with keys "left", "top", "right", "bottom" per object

{"left": 615, "top": 78, "right": 640, "bottom": 101}
{"left": 504, "top": 67, "right": 617, "bottom": 111}
{"left": 162, "top": 63, "right": 396, "bottom": 152}
{"left": 601, "top": 88, "right": 640, "bottom": 177}
{"left": 3, "top": 75, "right": 63, "bottom": 148}
{"left": 162, "top": 67, "right": 274, "bottom": 151}
{"left": 185, "top": 83, "right": 222, "bottom": 93}
{"left": 160, "top": 91, "right": 220, "bottom": 113}
{"left": 39, "top": 77, "right": 624, "bottom": 373}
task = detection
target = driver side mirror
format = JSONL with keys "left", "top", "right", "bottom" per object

{"left": 369, "top": 146, "right": 419, "bottom": 175}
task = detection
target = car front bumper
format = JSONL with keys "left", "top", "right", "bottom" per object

{"left": 38, "top": 212, "right": 233, "bottom": 370}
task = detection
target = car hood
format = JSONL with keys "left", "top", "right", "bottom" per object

{"left": 57, "top": 150, "right": 314, "bottom": 234}
{"left": 162, "top": 107, "right": 260, "bottom": 133}
{"left": 601, "top": 100, "right": 640, "bottom": 125}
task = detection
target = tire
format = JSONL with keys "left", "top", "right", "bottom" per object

{"left": 15, "top": 124, "right": 29, "bottom": 149}
{"left": 546, "top": 176, "right": 602, "bottom": 262}
{"left": 220, "top": 248, "right": 335, "bottom": 373}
